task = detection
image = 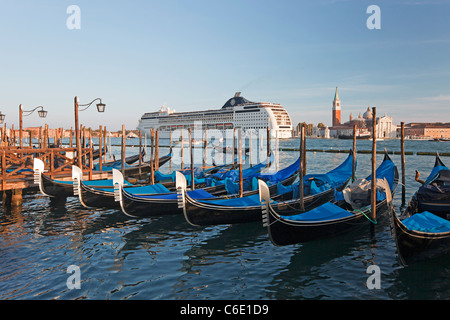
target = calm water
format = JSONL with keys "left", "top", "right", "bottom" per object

{"left": 1, "top": 137, "right": 449, "bottom": 300}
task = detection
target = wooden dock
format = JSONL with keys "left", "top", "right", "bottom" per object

{"left": 0, "top": 145, "right": 112, "bottom": 206}
{"left": 0, "top": 122, "right": 156, "bottom": 208}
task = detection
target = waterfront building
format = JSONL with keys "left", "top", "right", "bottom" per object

{"left": 404, "top": 123, "right": 450, "bottom": 139}
{"left": 327, "top": 88, "right": 397, "bottom": 139}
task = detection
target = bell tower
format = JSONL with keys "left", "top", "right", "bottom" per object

{"left": 332, "top": 87, "right": 341, "bottom": 126}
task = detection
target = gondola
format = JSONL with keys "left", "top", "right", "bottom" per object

{"left": 219, "top": 146, "right": 250, "bottom": 154}
{"left": 34, "top": 160, "right": 125, "bottom": 199}
{"left": 34, "top": 158, "right": 76, "bottom": 198}
{"left": 96, "top": 148, "right": 146, "bottom": 169}
{"left": 260, "top": 152, "right": 398, "bottom": 245}
{"left": 72, "top": 166, "right": 137, "bottom": 208}
{"left": 97, "top": 149, "right": 171, "bottom": 176}
{"left": 180, "top": 151, "right": 356, "bottom": 226}
{"left": 390, "top": 153, "right": 450, "bottom": 265}
{"left": 113, "top": 155, "right": 290, "bottom": 218}
{"left": 42, "top": 146, "right": 107, "bottom": 169}
{"left": 72, "top": 162, "right": 236, "bottom": 209}
{"left": 211, "top": 138, "right": 250, "bottom": 154}
{"left": 153, "top": 162, "right": 234, "bottom": 184}
{"left": 33, "top": 150, "right": 171, "bottom": 198}
{"left": 204, "top": 153, "right": 274, "bottom": 189}
{"left": 390, "top": 208, "right": 450, "bottom": 266}
{"left": 91, "top": 147, "right": 107, "bottom": 161}
{"left": 408, "top": 153, "right": 450, "bottom": 219}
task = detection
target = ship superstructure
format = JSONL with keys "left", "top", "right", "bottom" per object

{"left": 137, "top": 92, "right": 293, "bottom": 139}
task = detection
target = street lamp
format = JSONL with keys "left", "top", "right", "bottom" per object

{"left": 19, "top": 104, "right": 48, "bottom": 148}
{"left": 0, "top": 112, "right": 5, "bottom": 124}
{"left": 74, "top": 97, "right": 106, "bottom": 167}
{"left": 79, "top": 98, "right": 106, "bottom": 113}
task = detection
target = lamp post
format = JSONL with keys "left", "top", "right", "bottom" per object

{"left": 19, "top": 104, "right": 47, "bottom": 148}
{"left": 0, "top": 112, "right": 5, "bottom": 146}
{"left": 74, "top": 97, "right": 106, "bottom": 167}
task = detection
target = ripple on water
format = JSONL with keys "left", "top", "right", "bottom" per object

{"left": 1, "top": 138, "right": 449, "bottom": 300}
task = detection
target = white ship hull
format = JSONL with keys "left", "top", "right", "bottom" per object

{"left": 143, "top": 129, "right": 292, "bottom": 140}
{"left": 136, "top": 92, "right": 293, "bottom": 140}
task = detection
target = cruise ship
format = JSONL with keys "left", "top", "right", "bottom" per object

{"left": 136, "top": 92, "right": 293, "bottom": 139}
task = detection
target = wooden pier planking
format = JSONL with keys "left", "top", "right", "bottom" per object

{"left": 0, "top": 145, "right": 110, "bottom": 194}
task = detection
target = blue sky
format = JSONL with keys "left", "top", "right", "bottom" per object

{"left": 0, "top": 0, "right": 449, "bottom": 131}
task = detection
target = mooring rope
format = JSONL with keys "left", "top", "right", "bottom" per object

{"left": 354, "top": 208, "right": 378, "bottom": 224}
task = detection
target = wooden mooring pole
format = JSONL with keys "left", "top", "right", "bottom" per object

{"left": 69, "top": 127, "right": 73, "bottom": 148}
{"left": 155, "top": 130, "right": 160, "bottom": 171}
{"left": 169, "top": 130, "right": 172, "bottom": 168}
{"left": 401, "top": 122, "right": 406, "bottom": 207}
{"left": 121, "top": 124, "right": 126, "bottom": 174}
{"left": 99, "top": 125, "right": 103, "bottom": 172}
{"left": 103, "top": 126, "right": 107, "bottom": 163}
{"left": 249, "top": 130, "right": 253, "bottom": 168}
{"left": 150, "top": 128, "right": 155, "bottom": 184}
{"left": 302, "top": 124, "right": 306, "bottom": 176}
{"left": 352, "top": 124, "right": 357, "bottom": 182}
{"left": 189, "top": 128, "right": 194, "bottom": 190}
{"left": 233, "top": 128, "right": 236, "bottom": 168}
{"left": 266, "top": 126, "right": 270, "bottom": 167}
{"left": 139, "top": 130, "right": 142, "bottom": 177}
{"left": 239, "top": 129, "right": 243, "bottom": 198}
{"left": 180, "top": 129, "right": 184, "bottom": 170}
{"left": 203, "top": 129, "right": 208, "bottom": 168}
{"left": 371, "top": 107, "right": 377, "bottom": 222}
{"left": 2, "top": 189, "right": 22, "bottom": 208}
{"left": 299, "top": 125, "right": 305, "bottom": 211}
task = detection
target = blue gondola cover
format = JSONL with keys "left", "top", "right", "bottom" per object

{"left": 280, "top": 202, "right": 354, "bottom": 222}
{"left": 402, "top": 211, "right": 450, "bottom": 233}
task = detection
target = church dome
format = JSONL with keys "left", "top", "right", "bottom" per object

{"left": 363, "top": 107, "right": 373, "bottom": 119}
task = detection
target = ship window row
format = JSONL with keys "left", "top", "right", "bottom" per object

{"left": 159, "top": 116, "right": 233, "bottom": 123}
{"left": 155, "top": 124, "right": 281, "bottom": 131}
{"left": 157, "top": 124, "right": 235, "bottom": 131}
{"left": 147, "top": 125, "right": 293, "bottom": 132}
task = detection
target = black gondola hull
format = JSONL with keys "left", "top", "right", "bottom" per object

{"left": 41, "top": 174, "right": 74, "bottom": 198}
{"left": 389, "top": 153, "right": 450, "bottom": 265}
{"left": 79, "top": 183, "right": 118, "bottom": 209}
{"left": 418, "top": 202, "right": 450, "bottom": 219}
{"left": 391, "top": 210, "right": 450, "bottom": 265}
{"left": 414, "top": 153, "right": 450, "bottom": 219}
{"left": 263, "top": 152, "right": 399, "bottom": 245}
{"left": 121, "top": 193, "right": 181, "bottom": 218}
{"left": 120, "top": 154, "right": 171, "bottom": 178}
{"left": 120, "top": 185, "right": 254, "bottom": 219}
{"left": 77, "top": 177, "right": 178, "bottom": 210}
{"left": 119, "top": 173, "right": 296, "bottom": 219}
{"left": 118, "top": 182, "right": 226, "bottom": 218}
{"left": 183, "top": 179, "right": 331, "bottom": 227}
{"left": 184, "top": 201, "right": 262, "bottom": 226}
{"left": 265, "top": 200, "right": 391, "bottom": 245}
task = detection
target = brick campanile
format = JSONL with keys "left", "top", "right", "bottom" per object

{"left": 332, "top": 87, "right": 341, "bottom": 126}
